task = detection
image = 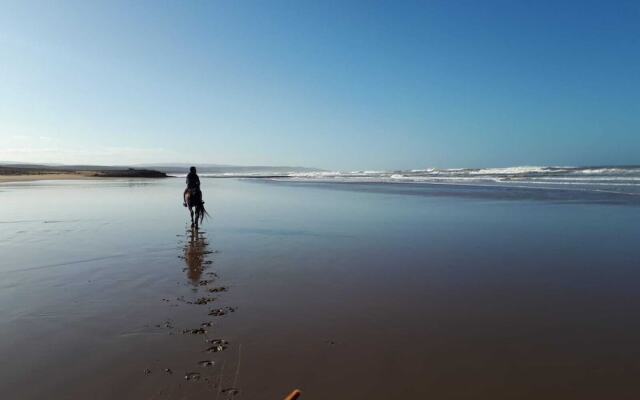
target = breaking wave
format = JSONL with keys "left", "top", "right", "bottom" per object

{"left": 195, "top": 166, "right": 640, "bottom": 196}
{"left": 171, "top": 166, "right": 640, "bottom": 197}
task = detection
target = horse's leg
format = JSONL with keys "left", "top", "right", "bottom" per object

{"left": 194, "top": 208, "right": 199, "bottom": 229}
{"left": 189, "top": 206, "right": 194, "bottom": 228}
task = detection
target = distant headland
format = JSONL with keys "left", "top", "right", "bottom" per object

{"left": 0, "top": 163, "right": 168, "bottom": 182}
{"left": 0, "top": 162, "right": 323, "bottom": 183}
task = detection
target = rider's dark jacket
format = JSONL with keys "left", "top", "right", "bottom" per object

{"left": 186, "top": 172, "right": 200, "bottom": 190}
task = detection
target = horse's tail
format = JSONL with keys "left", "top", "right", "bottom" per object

{"left": 197, "top": 201, "right": 210, "bottom": 224}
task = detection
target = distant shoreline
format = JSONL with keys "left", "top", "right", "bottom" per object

{"left": 0, "top": 167, "right": 168, "bottom": 183}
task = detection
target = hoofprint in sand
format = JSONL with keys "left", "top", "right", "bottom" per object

{"left": 150, "top": 227, "right": 243, "bottom": 396}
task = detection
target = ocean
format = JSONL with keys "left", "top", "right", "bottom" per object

{"left": 189, "top": 165, "right": 640, "bottom": 203}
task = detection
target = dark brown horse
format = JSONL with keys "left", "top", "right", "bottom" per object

{"left": 185, "top": 188, "right": 208, "bottom": 228}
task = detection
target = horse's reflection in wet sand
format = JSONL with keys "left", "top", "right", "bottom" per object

{"left": 183, "top": 228, "right": 208, "bottom": 285}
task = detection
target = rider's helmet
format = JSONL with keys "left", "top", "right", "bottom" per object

{"left": 190, "top": 166, "right": 196, "bottom": 173}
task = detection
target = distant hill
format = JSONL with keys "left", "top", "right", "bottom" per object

{"left": 0, "top": 162, "right": 321, "bottom": 173}
{"left": 136, "top": 163, "right": 323, "bottom": 174}
{"left": 0, "top": 162, "right": 140, "bottom": 171}
{"left": 0, "top": 162, "right": 322, "bottom": 177}
{"left": 0, "top": 163, "right": 167, "bottom": 178}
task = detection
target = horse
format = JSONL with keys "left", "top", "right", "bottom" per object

{"left": 185, "top": 188, "right": 208, "bottom": 228}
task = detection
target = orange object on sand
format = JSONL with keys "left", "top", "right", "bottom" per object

{"left": 283, "top": 389, "right": 302, "bottom": 400}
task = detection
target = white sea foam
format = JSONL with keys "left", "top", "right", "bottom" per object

{"left": 258, "top": 166, "right": 640, "bottom": 195}
{"left": 174, "top": 165, "right": 640, "bottom": 196}
{"left": 470, "top": 166, "right": 549, "bottom": 175}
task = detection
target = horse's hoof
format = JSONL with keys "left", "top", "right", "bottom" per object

{"left": 191, "top": 223, "right": 195, "bottom": 228}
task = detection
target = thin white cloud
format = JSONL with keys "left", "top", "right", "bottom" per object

{"left": 0, "top": 144, "right": 179, "bottom": 165}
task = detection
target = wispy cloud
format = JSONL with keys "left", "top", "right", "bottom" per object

{"left": 0, "top": 135, "right": 180, "bottom": 164}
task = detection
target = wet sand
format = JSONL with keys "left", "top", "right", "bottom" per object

{"left": 1, "top": 178, "right": 640, "bottom": 399}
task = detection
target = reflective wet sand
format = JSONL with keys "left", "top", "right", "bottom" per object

{"left": 1, "top": 179, "right": 640, "bottom": 399}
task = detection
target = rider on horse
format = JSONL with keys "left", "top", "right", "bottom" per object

{"left": 183, "top": 166, "right": 201, "bottom": 207}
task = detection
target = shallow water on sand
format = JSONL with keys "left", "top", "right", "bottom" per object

{"left": 1, "top": 178, "right": 640, "bottom": 399}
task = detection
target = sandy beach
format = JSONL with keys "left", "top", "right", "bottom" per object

{"left": 0, "top": 173, "right": 100, "bottom": 183}
{"left": 1, "top": 178, "right": 640, "bottom": 399}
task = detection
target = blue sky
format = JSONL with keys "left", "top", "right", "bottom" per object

{"left": 0, "top": 0, "right": 638, "bottom": 170}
